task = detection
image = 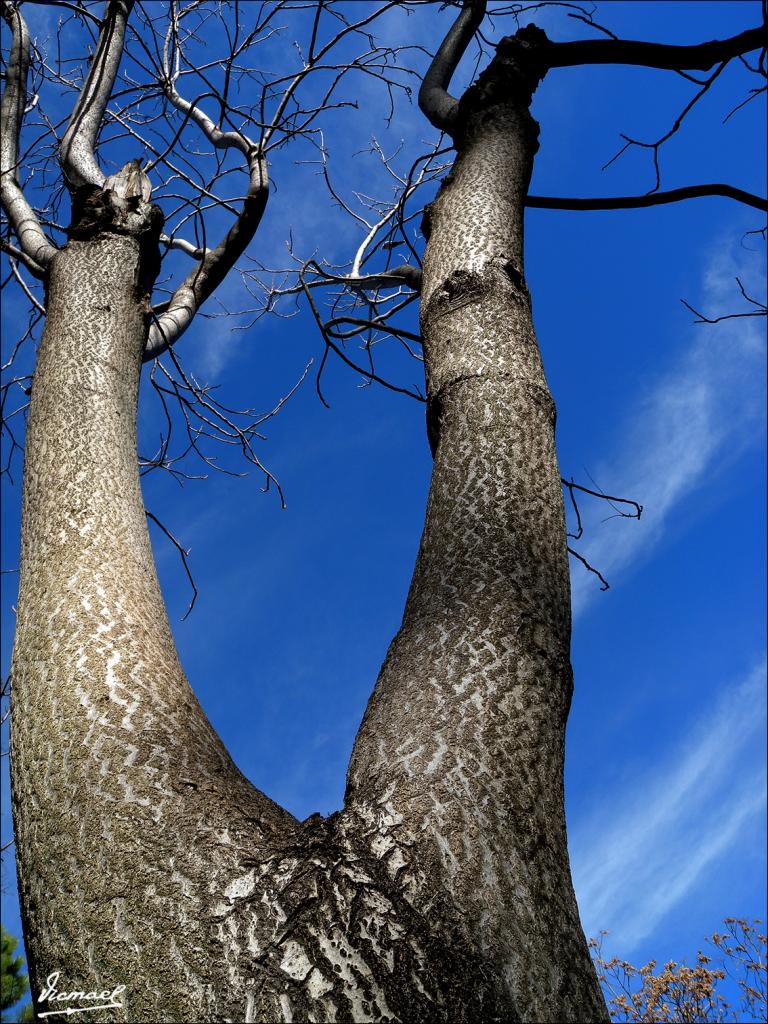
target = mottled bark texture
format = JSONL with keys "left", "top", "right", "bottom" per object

{"left": 11, "top": 37, "right": 607, "bottom": 1024}
{"left": 347, "top": 32, "right": 607, "bottom": 1024}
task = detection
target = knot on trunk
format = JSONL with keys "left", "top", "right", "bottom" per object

{"left": 425, "top": 268, "right": 488, "bottom": 321}
{"left": 455, "top": 24, "right": 547, "bottom": 147}
{"left": 68, "top": 160, "right": 163, "bottom": 244}
{"left": 67, "top": 161, "right": 164, "bottom": 301}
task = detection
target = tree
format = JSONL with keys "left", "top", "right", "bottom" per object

{"left": 1, "top": 2, "right": 765, "bottom": 1023}
{"left": 590, "top": 918, "right": 767, "bottom": 1023}
{"left": 0, "top": 926, "right": 32, "bottom": 1023}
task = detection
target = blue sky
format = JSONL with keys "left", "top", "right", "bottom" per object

{"left": 1, "top": 0, "right": 766, "bottom": 1013}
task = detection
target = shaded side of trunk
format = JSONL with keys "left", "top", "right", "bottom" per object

{"left": 345, "top": 48, "right": 609, "bottom": 1024}
{"left": 10, "top": 195, "right": 295, "bottom": 1022}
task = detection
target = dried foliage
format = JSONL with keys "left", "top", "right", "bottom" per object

{"left": 590, "top": 918, "right": 767, "bottom": 1024}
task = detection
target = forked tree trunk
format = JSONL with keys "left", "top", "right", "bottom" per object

{"left": 11, "top": 49, "right": 608, "bottom": 1024}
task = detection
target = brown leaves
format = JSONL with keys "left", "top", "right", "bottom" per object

{"left": 589, "top": 919, "right": 766, "bottom": 1023}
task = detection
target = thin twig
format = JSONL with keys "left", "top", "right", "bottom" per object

{"left": 145, "top": 509, "right": 198, "bottom": 619}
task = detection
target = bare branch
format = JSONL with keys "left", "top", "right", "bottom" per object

{"left": 300, "top": 260, "right": 425, "bottom": 407}
{"left": 562, "top": 476, "right": 643, "bottom": 588}
{"left": 346, "top": 265, "right": 422, "bottom": 291}
{"left": 7, "top": 252, "right": 45, "bottom": 314}
{"left": 542, "top": 22, "right": 767, "bottom": 72}
{"left": 23, "top": 0, "right": 102, "bottom": 25}
{"left": 141, "top": 346, "right": 309, "bottom": 505}
{"left": 0, "top": 238, "right": 46, "bottom": 279}
{"left": 260, "top": 1, "right": 404, "bottom": 151}
{"left": 143, "top": 1, "right": 269, "bottom": 359}
{"left": 160, "top": 233, "right": 205, "bottom": 260}
{"left": 723, "top": 81, "right": 767, "bottom": 122}
{"left": 527, "top": 183, "right": 768, "bottom": 213}
{"left": 418, "top": 0, "right": 487, "bottom": 133}
{"left": 567, "top": 546, "right": 610, "bottom": 591}
{"left": 681, "top": 276, "right": 767, "bottom": 323}
{"left": 601, "top": 59, "right": 729, "bottom": 191}
{"left": 562, "top": 477, "right": 643, "bottom": 526}
{"left": 145, "top": 509, "right": 197, "bottom": 619}
{"left": 60, "top": 0, "right": 135, "bottom": 188}
{"left": 144, "top": 164, "right": 267, "bottom": 360}
{"left": 159, "top": 4, "right": 252, "bottom": 161}
{"left": 0, "top": 0, "right": 57, "bottom": 267}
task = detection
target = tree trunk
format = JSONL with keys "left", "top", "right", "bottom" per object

{"left": 10, "top": 188, "right": 297, "bottom": 1022}
{"left": 11, "top": 56, "right": 608, "bottom": 1024}
{"left": 345, "top": 45, "right": 608, "bottom": 1024}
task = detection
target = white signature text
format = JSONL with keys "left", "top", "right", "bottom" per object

{"left": 37, "top": 971, "right": 126, "bottom": 1018}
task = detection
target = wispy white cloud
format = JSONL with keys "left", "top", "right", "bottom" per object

{"left": 570, "top": 236, "right": 767, "bottom": 616}
{"left": 570, "top": 661, "right": 767, "bottom": 952}
{"left": 187, "top": 299, "right": 246, "bottom": 380}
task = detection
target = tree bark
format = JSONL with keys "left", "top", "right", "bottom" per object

{"left": 346, "top": 38, "right": 608, "bottom": 1024}
{"left": 10, "top": 186, "right": 297, "bottom": 1022}
{"left": 10, "top": 47, "right": 608, "bottom": 1024}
